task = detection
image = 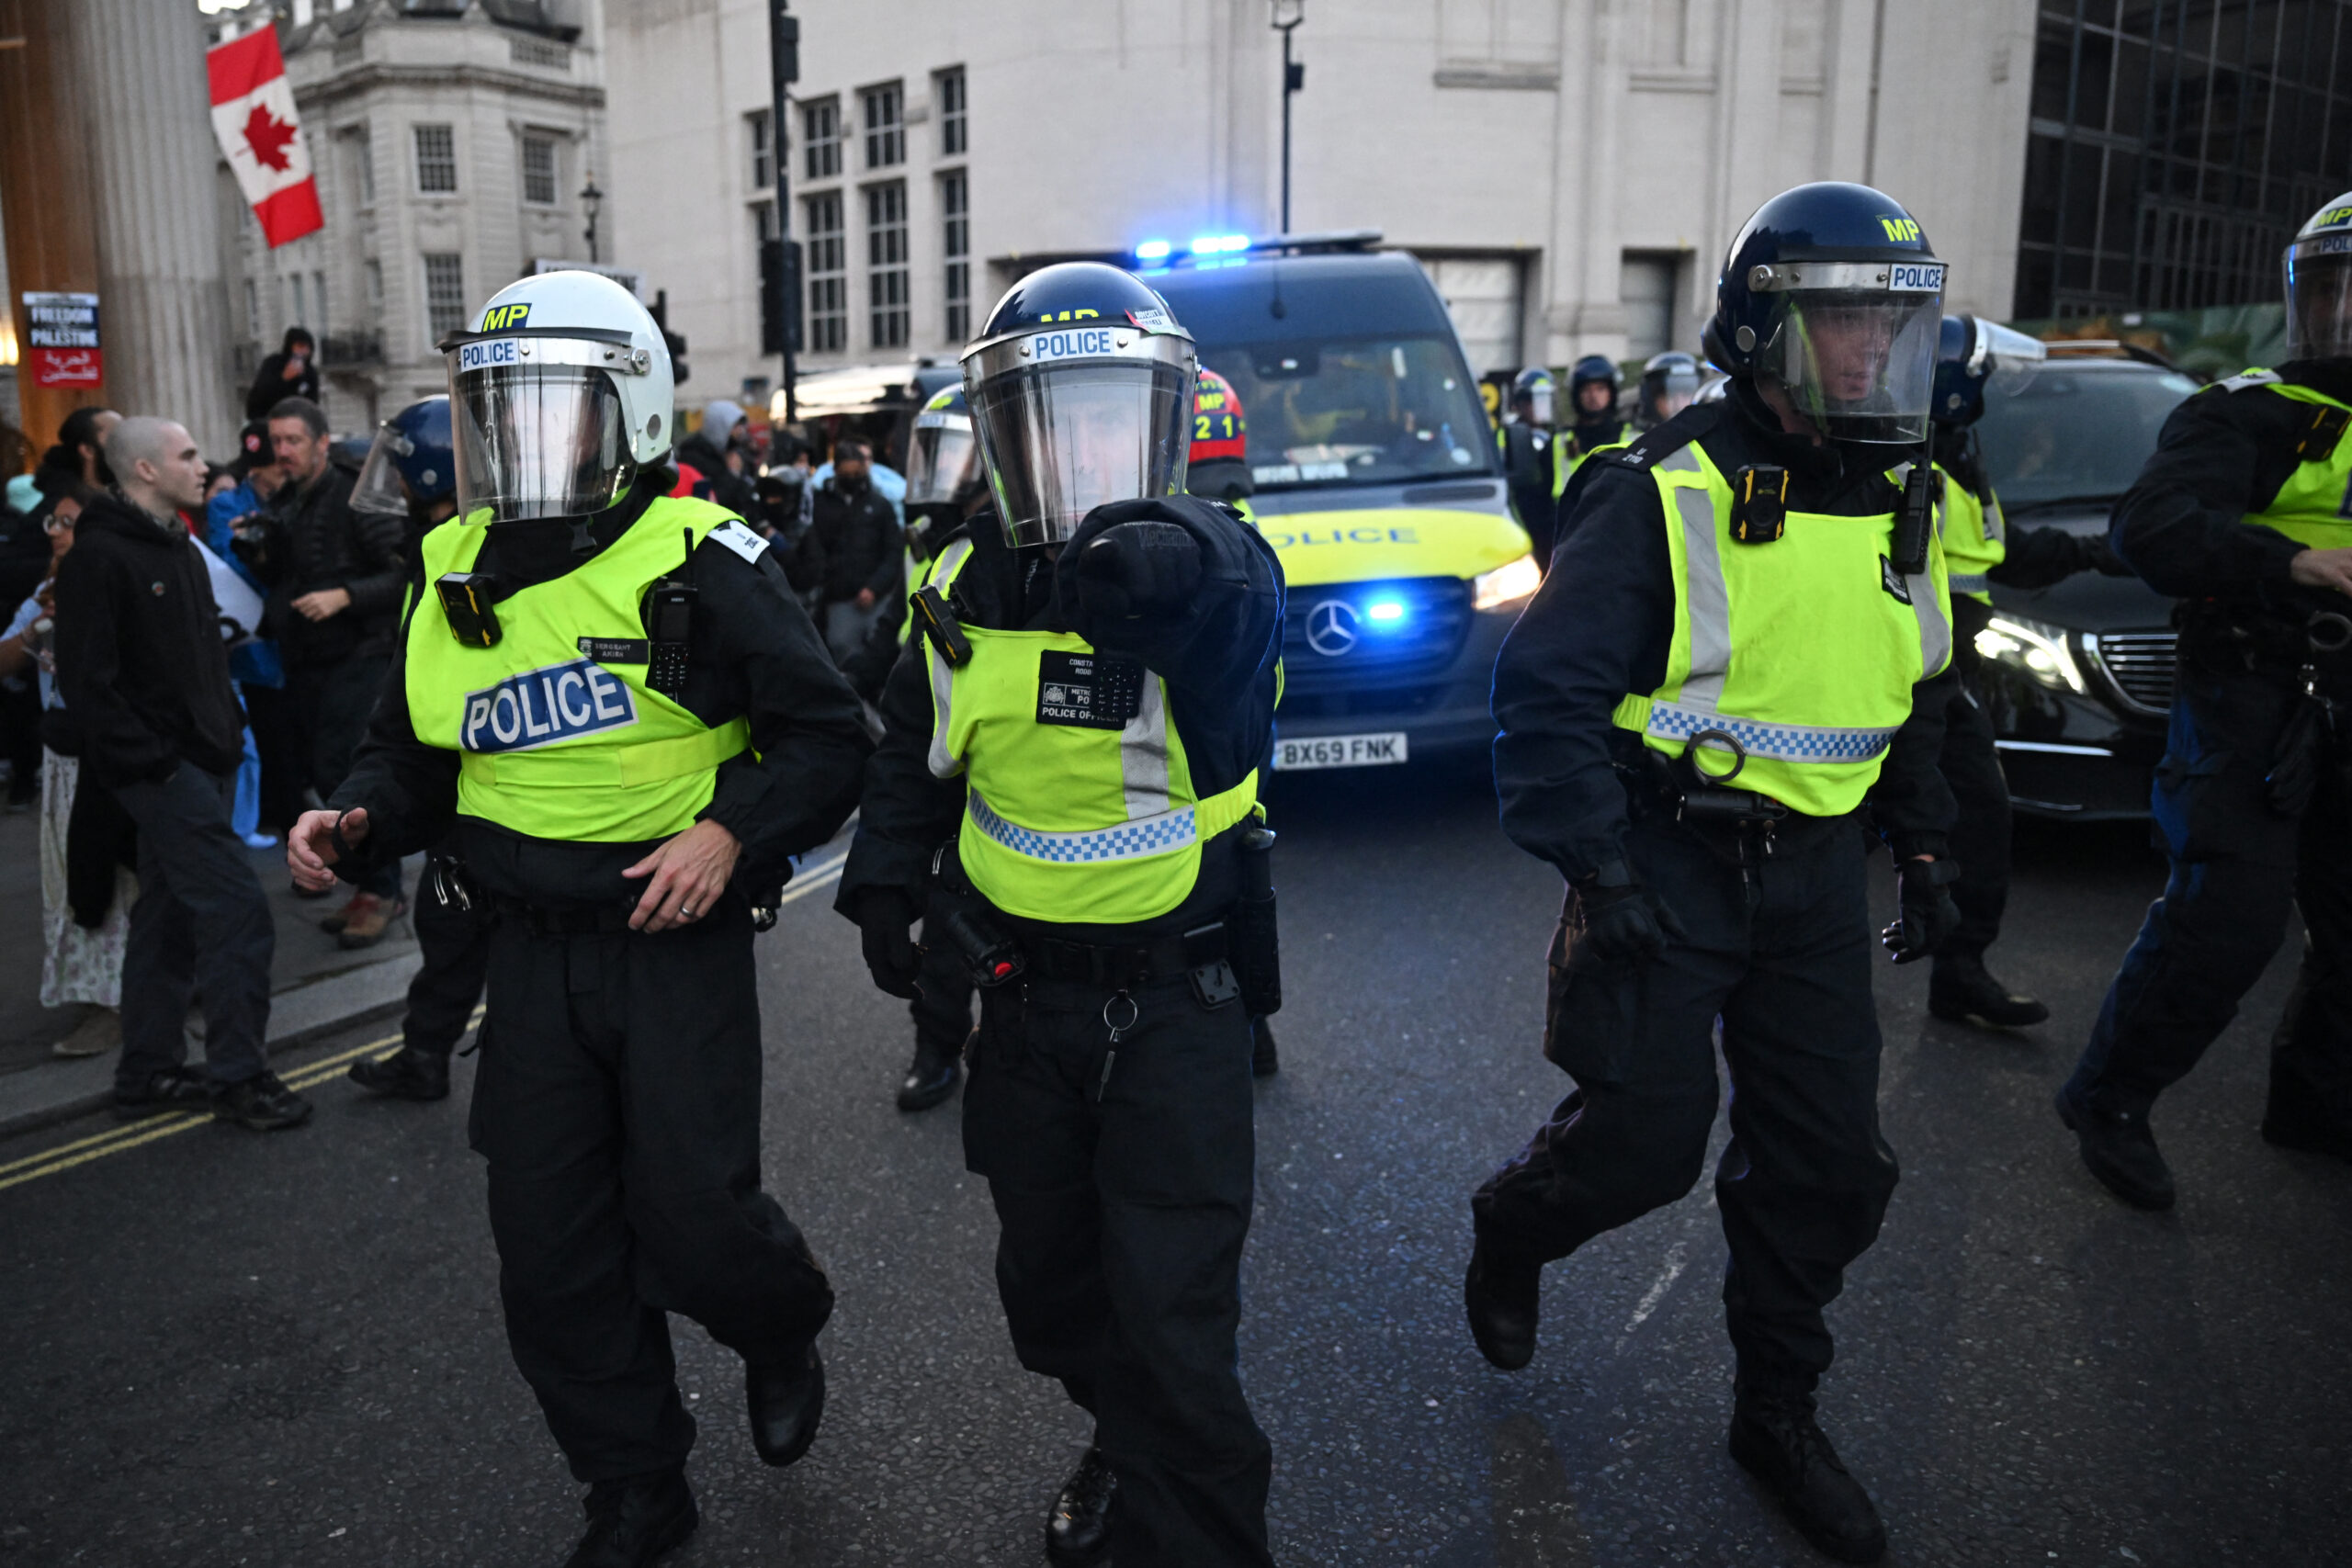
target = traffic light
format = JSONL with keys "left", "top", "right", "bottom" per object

{"left": 650, "top": 288, "right": 689, "bottom": 385}
{"left": 760, "top": 239, "right": 802, "bottom": 355}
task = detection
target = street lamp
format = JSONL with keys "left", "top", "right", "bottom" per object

{"left": 581, "top": 175, "right": 604, "bottom": 265}
{"left": 1271, "top": 0, "right": 1304, "bottom": 234}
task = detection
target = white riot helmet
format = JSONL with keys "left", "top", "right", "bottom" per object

{"left": 439, "top": 270, "right": 673, "bottom": 522}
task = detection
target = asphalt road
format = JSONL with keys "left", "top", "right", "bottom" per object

{"left": 2, "top": 758, "right": 2346, "bottom": 1568}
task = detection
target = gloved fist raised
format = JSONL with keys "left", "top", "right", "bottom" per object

{"left": 852, "top": 886, "right": 924, "bottom": 999}
{"left": 1573, "top": 862, "right": 1690, "bottom": 968}
{"left": 1881, "top": 856, "right": 1962, "bottom": 964}
{"left": 1074, "top": 521, "right": 1203, "bottom": 620}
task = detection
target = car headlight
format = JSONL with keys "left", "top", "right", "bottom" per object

{"left": 1975, "top": 614, "right": 2087, "bottom": 694}
{"left": 1472, "top": 553, "right": 1542, "bottom": 612}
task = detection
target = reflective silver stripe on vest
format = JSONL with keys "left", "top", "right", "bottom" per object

{"left": 1982, "top": 493, "right": 2007, "bottom": 547}
{"left": 1657, "top": 446, "right": 1733, "bottom": 710}
{"left": 1642, "top": 699, "right": 1900, "bottom": 763}
{"left": 923, "top": 538, "right": 977, "bottom": 780}
{"left": 1949, "top": 571, "right": 1989, "bottom": 595}
{"left": 967, "top": 789, "right": 1198, "bottom": 863}
{"left": 1121, "top": 676, "right": 1172, "bottom": 818}
{"left": 1907, "top": 562, "right": 1951, "bottom": 676}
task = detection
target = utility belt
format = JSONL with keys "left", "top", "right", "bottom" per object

{"left": 1629, "top": 733, "right": 1792, "bottom": 839}
{"left": 2177, "top": 597, "right": 2352, "bottom": 685}
{"left": 923, "top": 830, "right": 1282, "bottom": 1016}
{"left": 426, "top": 854, "right": 777, "bottom": 935}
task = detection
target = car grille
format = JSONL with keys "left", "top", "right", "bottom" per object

{"left": 2090, "top": 630, "right": 2177, "bottom": 716}
{"left": 1281, "top": 577, "right": 1472, "bottom": 691}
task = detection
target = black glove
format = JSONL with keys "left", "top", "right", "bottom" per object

{"left": 852, "top": 886, "right": 923, "bottom": 999}
{"left": 1574, "top": 861, "right": 1690, "bottom": 967}
{"left": 1881, "top": 857, "right": 1962, "bottom": 964}
{"left": 2086, "top": 536, "right": 2136, "bottom": 577}
{"left": 1073, "top": 521, "right": 1203, "bottom": 620}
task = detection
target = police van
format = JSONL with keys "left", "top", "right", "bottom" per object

{"left": 1147, "top": 234, "right": 1537, "bottom": 772}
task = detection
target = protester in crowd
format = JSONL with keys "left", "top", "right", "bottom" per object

{"left": 54, "top": 416, "right": 306, "bottom": 1130}
{"left": 0, "top": 489, "right": 133, "bottom": 1059}
{"left": 676, "top": 397, "right": 761, "bottom": 516}
{"left": 243, "top": 326, "right": 320, "bottom": 421}
{"left": 204, "top": 420, "right": 295, "bottom": 841}
{"left": 808, "top": 434, "right": 902, "bottom": 660}
{"left": 813, "top": 433, "right": 908, "bottom": 528}
{"left": 35, "top": 406, "right": 119, "bottom": 497}
{"left": 258, "top": 396, "right": 406, "bottom": 943}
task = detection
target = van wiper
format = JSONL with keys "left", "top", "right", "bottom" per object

{"left": 2002, "top": 491, "right": 2127, "bottom": 519}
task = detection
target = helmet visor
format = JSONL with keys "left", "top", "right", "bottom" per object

{"left": 2286, "top": 246, "right": 2352, "bottom": 360}
{"left": 1768, "top": 287, "right": 1943, "bottom": 444}
{"left": 350, "top": 422, "right": 413, "bottom": 518}
{"left": 967, "top": 354, "right": 1194, "bottom": 547}
{"left": 906, "top": 412, "right": 979, "bottom": 505}
{"left": 1524, "top": 385, "right": 1555, "bottom": 425}
{"left": 1974, "top": 318, "right": 2050, "bottom": 398}
{"left": 448, "top": 364, "right": 636, "bottom": 522}
{"left": 1644, "top": 363, "right": 1702, "bottom": 423}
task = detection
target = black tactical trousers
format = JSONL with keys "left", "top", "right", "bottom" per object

{"left": 403, "top": 851, "right": 492, "bottom": 1057}
{"left": 469, "top": 901, "right": 834, "bottom": 1482}
{"left": 1472, "top": 810, "right": 1900, "bottom": 1393}
{"left": 964, "top": 969, "right": 1275, "bottom": 1568}
{"left": 2067, "top": 664, "right": 2352, "bottom": 1118}
{"left": 1939, "top": 672, "right": 2014, "bottom": 961}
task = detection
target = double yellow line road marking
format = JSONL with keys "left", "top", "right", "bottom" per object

{"left": 0, "top": 853, "right": 850, "bottom": 1197}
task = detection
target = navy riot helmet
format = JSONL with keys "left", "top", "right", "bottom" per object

{"left": 1703, "top": 181, "right": 1947, "bottom": 444}
{"left": 961, "top": 261, "right": 1197, "bottom": 547}
{"left": 2285, "top": 190, "right": 2352, "bottom": 361}
{"left": 1637, "top": 352, "right": 1702, "bottom": 427}
{"left": 351, "top": 395, "right": 455, "bottom": 517}
{"left": 1567, "top": 354, "right": 1622, "bottom": 417}
{"left": 1930, "top": 314, "right": 2049, "bottom": 430}
{"left": 1510, "top": 365, "right": 1556, "bottom": 425}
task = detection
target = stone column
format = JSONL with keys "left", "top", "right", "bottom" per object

{"left": 68, "top": 0, "right": 238, "bottom": 455}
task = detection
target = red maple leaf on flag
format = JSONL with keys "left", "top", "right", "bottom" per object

{"left": 243, "top": 103, "right": 298, "bottom": 173}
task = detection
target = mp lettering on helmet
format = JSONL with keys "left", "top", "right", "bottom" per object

{"left": 1039, "top": 309, "right": 1101, "bottom": 322}
{"left": 460, "top": 659, "right": 637, "bottom": 754}
{"left": 1880, "top": 217, "right": 1924, "bottom": 243}
{"left": 480, "top": 301, "right": 532, "bottom": 332}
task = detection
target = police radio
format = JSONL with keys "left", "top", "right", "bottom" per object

{"left": 645, "top": 530, "right": 697, "bottom": 696}
{"left": 1890, "top": 457, "right": 1935, "bottom": 579}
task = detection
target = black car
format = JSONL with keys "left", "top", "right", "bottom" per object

{"left": 1972, "top": 350, "right": 2205, "bottom": 818}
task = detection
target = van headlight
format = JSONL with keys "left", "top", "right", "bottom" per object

{"left": 1975, "top": 614, "right": 2087, "bottom": 694}
{"left": 1472, "top": 553, "right": 1542, "bottom": 612}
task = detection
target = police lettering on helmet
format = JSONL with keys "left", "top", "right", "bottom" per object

{"left": 2285, "top": 192, "right": 2352, "bottom": 362}
{"left": 959, "top": 262, "right": 1197, "bottom": 548}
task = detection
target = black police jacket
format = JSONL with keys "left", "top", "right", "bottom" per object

{"left": 837, "top": 495, "right": 1284, "bottom": 940}
{"left": 327, "top": 468, "right": 873, "bottom": 905}
{"left": 1492, "top": 380, "right": 1958, "bottom": 884}
{"left": 2109, "top": 358, "right": 2352, "bottom": 687}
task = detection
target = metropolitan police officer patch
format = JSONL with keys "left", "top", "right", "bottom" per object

{"left": 1036, "top": 650, "right": 1143, "bottom": 729}
{"left": 462, "top": 658, "right": 639, "bottom": 752}
{"left": 1879, "top": 555, "right": 1914, "bottom": 605}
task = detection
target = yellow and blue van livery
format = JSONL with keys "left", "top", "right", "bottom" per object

{"left": 1149, "top": 241, "right": 1537, "bottom": 771}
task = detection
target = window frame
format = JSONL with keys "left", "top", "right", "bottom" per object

{"left": 861, "top": 80, "right": 905, "bottom": 170}
{"left": 519, "top": 130, "right": 559, "bottom": 207}
{"left": 865, "top": 178, "right": 910, "bottom": 350}
{"left": 748, "top": 107, "right": 774, "bottom": 191}
{"left": 935, "top": 66, "right": 967, "bottom": 157}
{"left": 940, "top": 167, "right": 970, "bottom": 344}
{"left": 804, "top": 188, "right": 848, "bottom": 355}
{"left": 802, "top": 96, "right": 842, "bottom": 182}
{"left": 422, "top": 252, "right": 468, "bottom": 344}
{"left": 413, "top": 122, "right": 458, "bottom": 195}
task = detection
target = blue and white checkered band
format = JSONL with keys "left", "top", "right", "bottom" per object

{"left": 1949, "top": 571, "right": 1988, "bottom": 595}
{"left": 967, "top": 791, "right": 1199, "bottom": 863}
{"left": 1645, "top": 701, "right": 1899, "bottom": 763}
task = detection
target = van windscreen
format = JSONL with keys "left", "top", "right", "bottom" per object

{"left": 1201, "top": 335, "right": 1498, "bottom": 491}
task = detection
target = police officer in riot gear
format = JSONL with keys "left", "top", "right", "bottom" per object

{"left": 1564, "top": 353, "right": 1630, "bottom": 457}
{"left": 1922, "top": 316, "right": 2133, "bottom": 1030}
{"left": 838, "top": 262, "right": 1284, "bottom": 1568}
{"left": 1499, "top": 366, "right": 1561, "bottom": 560}
{"left": 338, "top": 396, "right": 488, "bottom": 1100}
{"left": 288, "top": 271, "right": 870, "bottom": 1568}
{"left": 2058, "top": 194, "right": 2352, "bottom": 1209}
{"left": 1635, "top": 351, "right": 1703, "bottom": 428}
{"left": 1466, "top": 183, "right": 1962, "bottom": 1565}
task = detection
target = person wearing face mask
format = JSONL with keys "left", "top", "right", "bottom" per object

{"left": 808, "top": 434, "right": 903, "bottom": 661}
{"left": 836, "top": 262, "right": 1285, "bottom": 1568}
{"left": 284, "top": 271, "right": 871, "bottom": 1567}
{"left": 1464, "top": 183, "right": 1962, "bottom": 1565}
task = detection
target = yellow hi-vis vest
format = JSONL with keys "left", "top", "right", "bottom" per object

{"left": 2211, "top": 369, "right": 2352, "bottom": 550}
{"left": 1610, "top": 441, "right": 1953, "bottom": 818}
{"left": 1933, "top": 464, "right": 2006, "bottom": 607}
{"left": 406, "top": 495, "right": 752, "bottom": 842}
{"left": 921, "top": 537, "right": 1260, "bottom": 924}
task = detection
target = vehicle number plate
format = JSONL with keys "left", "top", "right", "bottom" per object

{"left": 1274, "top": 731, "right": 1409, "bottom": 771}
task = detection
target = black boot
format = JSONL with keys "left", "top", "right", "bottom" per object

{"left": 2055, "top": 1086, "right": 2175, "bottom": 1210}
{"left": 348, "top": 1045, "right": 452, "bottom": 1101}
{"left": 1928, "top": 953, "right": 2050, "bottom": 1029}
{"left": 745, "top": 1340, "right": 825, "bottom": 1467}
{"left": 1728, "top": 1387, "right": 1887, "bottom": 1564}
{"left": 2260, "top": 1073, "right": 2352, "bottom": 1163}
{"left": 562, "top": 1469, "right": 697, "bottom": 1568}
{"left": 1463, "top": 1238, "right": 1541, "bottom": 1371}
{"left": 1250, "top": 1015, "right": 1280, "bottom": 1077}
{"left": 1044, "top": 1445, "right": 1115, "bottom": 1567}
{"left": 896, "top": 1033, "right": 964, "bottom": 1112}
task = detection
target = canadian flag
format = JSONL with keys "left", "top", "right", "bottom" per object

{"left": 207, "top": 28, "right": 323, "bottom": 248}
